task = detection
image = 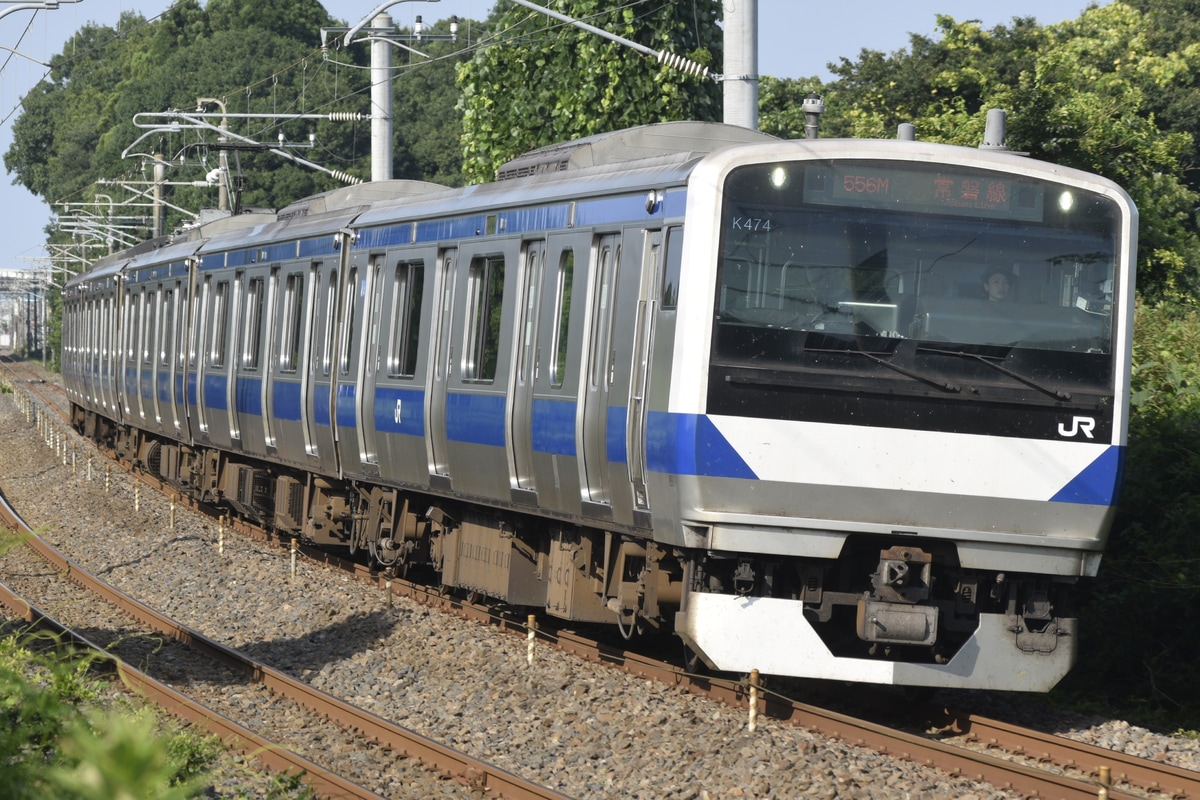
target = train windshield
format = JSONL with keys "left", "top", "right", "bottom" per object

{"left": 713, "top": 159, "right": 1122, "bottom": 399}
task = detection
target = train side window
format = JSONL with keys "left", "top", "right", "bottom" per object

{"left": 141, "top": 290, "right": 153, "bottom": 365}
{"left": 124, "top": 290, "right": 136, "bottom": 362}
{"left": 387, "top": 261, "right": 425, "bottom": 378}
{"left": 103, "top": 297, "right": 111, "bottom": 362}
{"left": 210, "top": 281, "right": 229, "bottom": 368}
{"left": 280, "top": 273, "right": 304, "bottom": 372}
{"left": 242, "top": 277, "right": 265, "bottom": 370}
{"left": 189, "top": 279, "right": 206, "bottom": 368}
{"left": 550, "top": 249, "right": 574, "bottom": 388}
{"left": 160, "top": 288, "right": 174, "bottom": 366}
{"left": 339, "top": 267, "right": 358, "bottom": 375}
{"left": 175, "top": 286, "right": 188, "bottom": 370}
{"left": 661, "top": 226, "right": 683, "bottom": 309}
{"left": 322, "top": 271, "right": 338, "bottom": 376}
{"left": 463, "top": 255, "right": 505, "bottom": 382}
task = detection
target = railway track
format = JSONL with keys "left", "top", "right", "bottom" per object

{"left": 4, "top": 354, "right": 1197, "bottom": 799}
{"left": 0, "top": 366, "right": 569, "bottom": 800}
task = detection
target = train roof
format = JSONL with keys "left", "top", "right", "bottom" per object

{"left": 275, "top": 179, "right": 450, "bottom": 219}
{"left": 494, "top": 121, "right": 776, "bottom": 180}
{"left": 68, "top": 122, "right": 779, "bottom": 284}
{"left": 353, "top": 122, "right": 777, "bottom": 230}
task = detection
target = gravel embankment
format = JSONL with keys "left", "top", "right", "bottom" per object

{"left": 3, "top": 375, "right": 1197, "bottom": 799}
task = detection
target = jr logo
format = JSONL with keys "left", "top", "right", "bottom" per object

{"left": 1058, "top": 416, "right": 1096, "bottom": 439}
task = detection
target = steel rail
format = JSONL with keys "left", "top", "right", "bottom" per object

{"left": 930, "top": 707, "right": 1200, "bottom": 799}
{"left": 0, "top": 488, "right": 387, "bottom": 800}
{"left": 0, "top": 475, "right": 568, "bottom": 800}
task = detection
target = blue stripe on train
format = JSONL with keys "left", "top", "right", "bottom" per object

{"left": 235, "top": 377, "right": 262, "bottom": 416}
{"left": 374, "top": 386, "right": 425, "bottom": 436}
{"left": 1051, "top": 445, "right": 1124, "bottom": 506}
{"left": 204, "top": 374, "right": 226, "bottom": 411}
{"left": 446, "top": 392, "right": 506, "bottom": 447}
{"left": 314, "top": 384, "right": 330, "bottom": 427}
{"left": 645, "top": 411, "right": 758, "bottom": 480}
{"left": 531, "top": 398, "right": 575, "bottom": 456}
{"left": 272, "top": 380, "right": 302, "bottom": 422}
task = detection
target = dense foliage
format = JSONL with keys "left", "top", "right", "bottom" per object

{"left": 457, "top": 0, "right": 722, "bottom": 182}
{"left": 0, "top": 606, "right": 215, "bottom": 799}
{"left": 1058, "top": 301, "right": 1200, "bottom": 723}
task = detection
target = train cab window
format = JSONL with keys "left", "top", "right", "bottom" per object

{"left": 387, "top": 261, "right": 425, "bottom": 378}
{"left": 209, "top": 281, "right": 229, "bottom": 368}
{"left": 280, "top": 273, "right": 305, "bottom": 372}
{"left": 551, "top": 249, "right": 574, "bottom": 388}
{"left": 661, "top": 227, "right": 683, "bottom": 309}
{"left": 242, "top": 277, "right": 265, "bottom": 370}
{"left": 463, "top": 255, "right": 505, "bottom": 382}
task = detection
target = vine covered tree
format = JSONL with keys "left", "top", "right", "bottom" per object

{"left": 457, "top": 0, "right": 722, "bottom": 183}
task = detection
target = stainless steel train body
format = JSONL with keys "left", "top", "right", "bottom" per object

{"left": 62, "top": 121, "right": 1137, "bottom": 691}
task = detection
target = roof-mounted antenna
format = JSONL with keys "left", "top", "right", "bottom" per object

{"left": 802, "top": 93, "right": 825, "bottom": 139}
{"left": 980, "top": 108, "right": 1009, "bottom": 151}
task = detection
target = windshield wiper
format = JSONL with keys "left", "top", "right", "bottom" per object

{"left": 917, "top": 346, "right": 1072, "bottom": 401}
{"left": 836, "top": 347, "right": 962, "bottom": 393}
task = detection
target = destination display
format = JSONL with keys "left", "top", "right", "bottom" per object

{"left": 802, "top": 162, "right": 1046, "bottom": 222}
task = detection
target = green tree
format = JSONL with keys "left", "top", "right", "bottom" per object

{"left": 758, "top": 75, "right": 826, "bottom": 140}
{"left": 458, "top": 0, "right": 722, "bottom": 183}
{"left": 205, "top": 0, "right": 333, "bottom": 48}
{"left": 392, "top": 17, "right": 481, "bottom": 187}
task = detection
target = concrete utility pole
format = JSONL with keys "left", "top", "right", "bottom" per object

{"left": 723, "top": 0, "right": 759, "bottom": 130}
{"left": 371, "top": 13, "right": 395, "bottom": 182}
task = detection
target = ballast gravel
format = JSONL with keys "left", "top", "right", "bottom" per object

{"left": 2, "top": 377, "right": 1198, "bottom": 799}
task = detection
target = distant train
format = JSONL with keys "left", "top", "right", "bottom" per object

{"left": 62, "top": 118, "right": 1136, "bottom": 691}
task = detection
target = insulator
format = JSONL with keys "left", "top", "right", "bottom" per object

{"left": 328, "top": 170, "right": 362, "bottom": 185}
{"left": 326, "top": 112, "right": 364, "bottom": 122}
{"left": 657, "top": 51, "right": 711, "bottom": 80}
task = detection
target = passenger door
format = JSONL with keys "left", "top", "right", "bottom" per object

{"left": 579, "top": 234, "right": 621, "bottom": 509}
{"left": 355, "top": 258, "right": 384, "bottom": 472}
{"left": 425, "top": 247, "right": 457, "bottom": 484}
{"left": 306, "top": 262, "right": 340, "bottom": 467}
{"left": 507, "top": 239, "right": 545, "bottom": 499}
{"left": 627, "top": 229, "right": 662, "bottom": 515}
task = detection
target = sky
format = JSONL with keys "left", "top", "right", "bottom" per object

{"left": 0, "top": 0, "right": 1111, "bottom": 276}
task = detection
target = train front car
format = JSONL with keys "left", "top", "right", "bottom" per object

{"left": 668, "top": 139, "right": 1136, "bottom": 691}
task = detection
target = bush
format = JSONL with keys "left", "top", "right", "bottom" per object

{"left": 0, "top": 624, "right": 219, "bottom": 799}
{"left": 1059, "top": 301, "right": 1200, "bottom": 723}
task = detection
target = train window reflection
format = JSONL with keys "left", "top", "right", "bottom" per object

{"left": 463, "top": 255, "right": 505, "bottom": 383}
{"left": 387, "top": 262, "right": 424, "bottom": 378}
{"left": 551, "top": 249, "right": 574, "bottom": 388}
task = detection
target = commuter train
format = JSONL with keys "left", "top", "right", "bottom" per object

{"left": 61, "top": 118, "right": 1137, "bottom": 691}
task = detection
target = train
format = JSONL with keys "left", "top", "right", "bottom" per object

{"left": 61, "top": 117, "right": 1137, "bottom": 691}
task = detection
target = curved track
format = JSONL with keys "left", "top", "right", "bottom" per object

{"left": 0, "top": 359, "right": 568, "bottom": 800}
